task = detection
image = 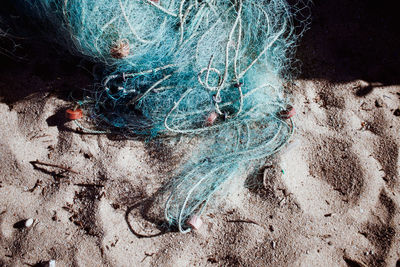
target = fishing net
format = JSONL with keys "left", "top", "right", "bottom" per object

{"left": 10, "top": 0, "right": 310, "bottom": 233}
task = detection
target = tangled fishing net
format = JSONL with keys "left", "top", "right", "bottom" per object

{"left": 11, "top": 0, "right": 310, "bottom": 233}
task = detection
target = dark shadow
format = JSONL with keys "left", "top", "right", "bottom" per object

{"left": 1, "top": 2, "right": 93, "bottom": 106}
{"left": 343, "top": 257, "right": 364, "bottom": 267}
{"left": 297, "top": 0, "right": 400, "bottom": 86}
{"left": 354, "top": 84, "right": 374, "bottom": 97}
{"left": 13, "top": 219, "right": 28, "bottom": 229}
{"left": 46, "top": 108, "right": 69, "bottom": 129}
{"left": 144, "top": 140, "right": 175, "bottom": 163}
{"left": 244, "top": 163, "right": 281, "bottom": 205}
{"left": 0, "top": 39, "right": 92, "bottom": 106}
{"left": 143, "top": 139, "right": 184, "bottom": 174}
{"left": 25, "top": 261, "right": 54, "bottom": 267}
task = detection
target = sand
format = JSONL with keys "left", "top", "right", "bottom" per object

{"left": 1, "top": 1, "right": 400, "bottom": 266}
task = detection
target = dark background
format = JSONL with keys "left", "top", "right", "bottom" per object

{"left": 1, "top": 0, "right": 400, "bottom": 105}
{"left": 297, "top": 0, "right": 400, "bottom": 86}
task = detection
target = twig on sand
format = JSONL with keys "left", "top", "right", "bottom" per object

{"left": 74, "top": 183, "right": 104, "bottom": 187}
{"left": 27, "top": 179, "right": 42, "bottom": 192}
{"left": 30, "top": 160, "right": 80, "bottom": 175}
{"left": 141, "top": 252, "right": 155, "bottom": 262}
{"left": 226, "top": 219, "right": 260, "bottom": 225}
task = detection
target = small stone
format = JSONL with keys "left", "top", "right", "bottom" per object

{"left": 364, "top": 251, "right": 369, "bottom": 256}
{"left": 393, "top": 109, "right": 400, "bottom": 117}
{"left": 25, "top": 218, "right": 34, "bottom": 228}
{"left": 271, "top": 241, "right": 276, "bottom": 249}
{"left": 360, "top": 121, "right": 371, "bottom": 131}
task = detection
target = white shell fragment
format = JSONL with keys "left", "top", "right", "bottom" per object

{"left": 48, "top": 259, "right": 56, "bottom": 267}
{"left": 25, "top": 218, "right": 34, "bottom": 228}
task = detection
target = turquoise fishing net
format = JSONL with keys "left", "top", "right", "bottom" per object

{"left": 11, "top": 0, "right": 309, "bottom": 233}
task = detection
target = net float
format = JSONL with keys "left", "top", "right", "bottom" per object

{"left": 65, "top": 108, "right": 83, "bottom": 120}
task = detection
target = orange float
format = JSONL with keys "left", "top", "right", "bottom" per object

{"left": 65, "top": 108, "right": 83, "bottom": 120}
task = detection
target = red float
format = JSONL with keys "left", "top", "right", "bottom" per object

{"left": 65, "top": 109, "right": 83, "bottom": 120}
{"left": 279, "top": 105, "right": 296, "bottom": 119}
{"left": 206, "top": 111, "right": 218, "bottom": 126}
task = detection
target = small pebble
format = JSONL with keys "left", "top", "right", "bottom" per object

{"left": 25, "top": 218, "right": 34, "bottom": 228}
{"left": 271, "top": 241, "right": 276, "bottom": 249}
{"left": 48, "top": 259, "right": 56, "bottom": 267}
